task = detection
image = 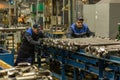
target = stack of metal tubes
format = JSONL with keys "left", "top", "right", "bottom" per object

{"left": 42, "top": 37, "right": 120, "bottom": 57}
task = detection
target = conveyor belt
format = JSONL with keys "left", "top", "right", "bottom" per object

{"left": 41, "top": 37, "right": 120, "bottom": 80}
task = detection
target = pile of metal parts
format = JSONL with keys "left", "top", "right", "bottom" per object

{"left": 42, "top": 37, "right": 120, "bottom": 57}
{"left": 0, "top": 63, "right": 52, "bottom": 80}
{"left": 43, "top": 38, "right": 78, "bottom": 51}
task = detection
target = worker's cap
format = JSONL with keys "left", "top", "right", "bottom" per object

{"left": 33, "top": 24, "right": 40, "bottom": 29}
{"left": 77, "top": 16, "right": 84, "bottom": 21}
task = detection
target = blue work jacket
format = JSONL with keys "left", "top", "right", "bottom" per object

{"left": 68, "top": 23, "right": 93, "bottom": 38}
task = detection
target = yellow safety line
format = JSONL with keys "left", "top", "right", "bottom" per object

{"left": 0, "top": 60, "right": 12, "bottom": 69}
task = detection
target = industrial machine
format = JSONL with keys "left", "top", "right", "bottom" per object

{"left": 40, "top": 37, "right": 120, "bottom": 80}
{"left": 0, "top": 47, "right": 14, "bottom": 69}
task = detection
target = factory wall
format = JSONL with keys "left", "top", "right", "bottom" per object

{"left": 109, "top": 3, "right": 120, "bottom": 39}
{"left": 83, "top": 5, "right": 96, "bottom": 34}
{"left": 84, "top": 4, "right": 110, "bottom": 38}
{"left": 95, "top": 3, "right": 110, "bottom": 38}
{"left": 83, "top": 0, "right": 120, "bottom": 39}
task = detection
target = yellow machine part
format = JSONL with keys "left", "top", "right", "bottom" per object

{"left": 0, "top": 59, "right": 12, "bottom": 69}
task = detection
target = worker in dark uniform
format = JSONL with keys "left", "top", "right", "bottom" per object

{"left": 15, "top": 24, "right": 44, "bottom": 66}
{"left": 67, "top": 17, "right": 94, "bottom": 38}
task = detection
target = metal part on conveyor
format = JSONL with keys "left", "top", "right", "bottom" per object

{"left": 84, "top": 44, "right": 120, "bottom": 57}
{"left": 16, "top": 75, "right": 42, "bottom": 80}
{"left": 16, "top": 75, "right": 52, "bottom": 80}
{"left": 43, "top": 38, "right": 78, "bottom": 51}
{"left": 43, "top": 37, "right": 120, "bottom": 46}
{"left": 63, "top": 38, "right": 120, "bottom": 48}
{"left": 42, "top": 37, "right": 120, "bottom": 57}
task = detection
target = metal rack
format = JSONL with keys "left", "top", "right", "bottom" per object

{"left": 0, "top": 27, "right": 26, "bottom": 52}
{"left": 0, "top": 32, "right": 14, "bottom": 51}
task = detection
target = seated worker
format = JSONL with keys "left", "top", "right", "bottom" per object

{"left": 15, "top": 24, "right": 44, "bottom": 66}
{"left": 67, "top": 17, "right": 94, "bottom": 38}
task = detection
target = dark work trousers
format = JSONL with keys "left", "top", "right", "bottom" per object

{"left": 14, "top": 56, "right": 35, "bottom": 66}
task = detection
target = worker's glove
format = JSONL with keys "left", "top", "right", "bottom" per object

{"left": 39, "top": 38, "right": 44, "bottom": 45}
{"left": 89, "top": 32, "right": 95, "bottom": 37}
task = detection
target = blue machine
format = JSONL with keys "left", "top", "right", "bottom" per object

{"left": 39, "top": 38, "right": 120, "bottom": 80}
{"left": 0, "top": 48, "right": 14, "bottom": 69}
{"left": 40, "top": 47, "right": 120, "bottom": 80}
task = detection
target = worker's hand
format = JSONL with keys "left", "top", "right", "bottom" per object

{"left": 39, "top": 38, "right": 44, "bottom": 45}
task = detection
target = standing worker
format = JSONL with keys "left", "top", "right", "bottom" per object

{"left": 15, "top": 24, "right": 44, "bottom": 66}
{"left": 67, "top": 17, "right": 95, "bottom": 79}
{"left": 67, "top": 17, "right": 94, "bottom": 38}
